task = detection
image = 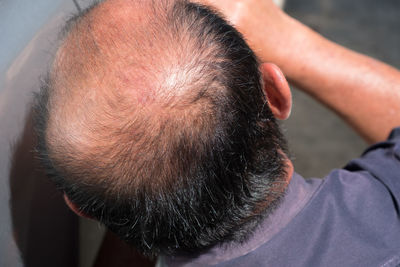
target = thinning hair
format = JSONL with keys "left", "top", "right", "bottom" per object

{"left": 34, "top": 0, "right": 288, "bottom": 256}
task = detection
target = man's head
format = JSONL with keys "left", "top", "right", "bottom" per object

{"left": 34, "top": 0, "right": 291, "bottom": 256}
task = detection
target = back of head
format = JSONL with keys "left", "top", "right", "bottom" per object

{"left": 34, "top": 0, "right": 288, "bottom": 256}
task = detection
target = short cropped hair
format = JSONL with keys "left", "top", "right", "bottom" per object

{"left": 34, "top": 0, "right": 288, "bottom": 256}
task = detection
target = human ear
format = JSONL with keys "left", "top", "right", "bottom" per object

{"left": 259, "top": 63, "right": 292, "bottom": 120}
{"left": 63, "top": 194, "right": 93, "bottom": 219}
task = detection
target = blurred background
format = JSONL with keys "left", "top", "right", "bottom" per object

{"left": 283, "top": 0, "right": 400, "bottom": 178}
{"left": 0, "top": 0, "right": 399, "bottom": 266}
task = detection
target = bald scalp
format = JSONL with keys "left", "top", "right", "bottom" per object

{"left": 36, "top": 0, "right": 288, "bottom": 256}
{"left": 47, "top": 0, "right": 223, "bottom": 191}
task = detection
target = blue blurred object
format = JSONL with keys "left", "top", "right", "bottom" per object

{"left": 0, "top": 1, "right": 82, "bottom": 266}
{"left": 0, "top": 0, "right": 79, "bottom": 79}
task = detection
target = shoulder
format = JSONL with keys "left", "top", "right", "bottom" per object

{"left": 342, "top": 126, "right": 400, "bottom": 206}
{"left": 230, "top": 127, "right": 400, "bottom": 267}
{"left": 313, "top": 127, "right": 400, "bottom": 231}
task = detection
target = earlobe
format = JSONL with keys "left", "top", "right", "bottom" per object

{"left": 63, "top": 194, "right": 93, "bottom": 219}
{"left": 260, "top": 63, "right": 292, "bottom": 120}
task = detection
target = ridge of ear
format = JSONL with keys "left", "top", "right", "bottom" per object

{"left": 63, "top": 194, "right": 93, "bottom": 219}
{"left": 260, "top": 63, "right": 292, "bottom": 120}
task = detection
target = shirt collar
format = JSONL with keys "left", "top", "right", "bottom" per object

{"left": 163, "top": 173, "right": 323, "bottom": 266}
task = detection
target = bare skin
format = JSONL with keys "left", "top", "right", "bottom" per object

{"left": 69, "top": 0, "right": 399, "bottom": 265}
{"left": 197, "top": 0, "right": 400, "bottom": 143}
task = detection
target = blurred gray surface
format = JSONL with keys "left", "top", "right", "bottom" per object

{"left": 1, "top": 1, "right": 81, "bottom": 266}
{"left": 283, "top": 0, "right": 400, "bottom": 178}
{"left": 74, "top": 0, "right": 95, "bottom": 10}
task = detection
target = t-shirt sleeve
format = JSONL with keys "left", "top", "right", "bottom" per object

{"left": 344, "top": 127, "right": 400, "bottom": 209}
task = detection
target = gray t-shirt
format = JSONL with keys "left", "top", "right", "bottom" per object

{"left": 162, "top": 127, "right": 400, "bottom": 267}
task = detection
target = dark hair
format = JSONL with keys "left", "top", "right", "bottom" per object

{"left": 34, "top": 0, "right": 288, "bottom": 257}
